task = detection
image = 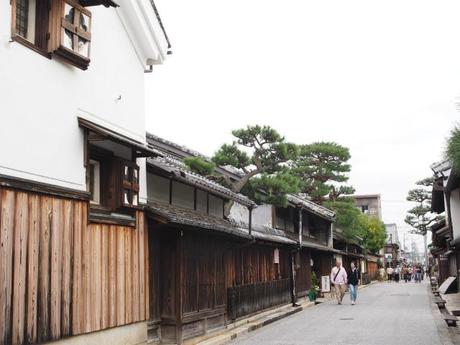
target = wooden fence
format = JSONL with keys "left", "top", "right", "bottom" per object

{"left": 227, "top": 278, "right": 291, "bottom": 320}
{"left": 0, "top": 187, "right": 149, "bottom": 345}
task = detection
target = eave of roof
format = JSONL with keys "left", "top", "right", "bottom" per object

{"left": 78, "top": 117, "right": 161, "bottom": 158}
{"left": 431, "top": 218, "right": 447, "bottom": 232}
{"left": 150, "top": 0, "right": 172, "bottom": 51}
{"left": 146, "top": 201, "right": 251, "bottom": 240}
{"left": 252, "top": 230, "right": 297, "bottom": 245}
{"left": 250, "top": 224, "right": 298, "bottom": 245}
{"left": 287, "top": 194, "right": 336, "bottom": 221}
{"left": 301, "top": 240, "right": 334, "bottom": 252}
{"left": 431, "top": 160, "right": 451, "bottom": 175}
{"left": 147, "top": 132, "right": 205, "bottom": 160}
{"left": 352, "top": 194, "right": 381, "bottom": 199}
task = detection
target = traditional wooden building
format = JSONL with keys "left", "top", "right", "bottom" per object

{"left": 144, "top": 151, "right": 299, "bottom": 344}
{"left": 282, "top": 195, "right": 336, "bottom": 296}
{"left": 0, "top": 1, "right": 170, "bottom": 345}
{"left": 365, "top": 253, "right": 381, "bottom": 281}
{"left": 431, "top": 161, "right": 458, "bottom": 289}
{"left": 333, "top": 228, "right": 370, "bottom": 282}
{"left": 144, "top": 135, "right": 338, "bottom": 343}
{"left": 430, "top": 218, "right": 451, "bottom": 285}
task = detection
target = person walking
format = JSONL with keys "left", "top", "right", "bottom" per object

{"left": 403, "top": 266, "right": 410, "bottom": 283}
{"left": 348, "top": 262, "right": 361, "bottom": 305}
{"left": 386, "top": 266, "right": 394, "bottom": 282}
{"left": 330, "top": 260, "right": 348, "bottom": 305}
{"left": 408, "top": 266, "right": 413, "bottom": 282}
{"left": 415, "top": 266, "right": 422, "bottom": 283}
{"left": 394, "top": 265, "right": 401, "bottom": 283}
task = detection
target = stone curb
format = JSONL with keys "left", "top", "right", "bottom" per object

{"left": 195, "top": 301, "right": 315, "bottom": 345}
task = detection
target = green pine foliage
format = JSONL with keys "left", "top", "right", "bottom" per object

{"left": 183, "top": 156, "right": 216, "bottom": 176}
{"left": 242, "top": 172, "right": 301, "bottom": 207}
{"left": 447, "top": 126, "right": 460, "bottom": 171}
{"left": 405, "top": 177, "right": 438, "bottom": 235}
{"left": 211, "top": 125, "right": 300, "bottom": 207}
{"left": 290, "top": 142, "right": 355, "bottom": 204}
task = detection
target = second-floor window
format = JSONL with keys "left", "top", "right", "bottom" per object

{"left": 147, "top": 172, "right": 225, "bottom": 219}
{"left": 88, "top": 146, "right": 140, "bottom": 212}
{"left": 11, "top": 0, "right": 96, "bottom": 69}
{"left": 13, "top": 0, "right": 49, "bottom": 52}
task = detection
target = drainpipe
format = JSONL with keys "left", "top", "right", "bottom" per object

{"left": 248, "top": 206, "right": 253, "bottom": 237}
{"left": 298, "top": 206, "right": 303, "bottom": 249}
{"left": 328, "top": 223, "right": 334, "bottom": 248}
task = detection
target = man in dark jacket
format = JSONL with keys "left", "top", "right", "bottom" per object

{"left": 348, "top": 262, "right": 361, "bottom": 305}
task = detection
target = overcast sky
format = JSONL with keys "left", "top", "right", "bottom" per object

{"left": 146, "top": 0, "right": 460, "bottom": 250}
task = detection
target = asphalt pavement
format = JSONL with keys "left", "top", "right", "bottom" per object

{"left": 228, "top": 281, "right": 446, "bottom": 345}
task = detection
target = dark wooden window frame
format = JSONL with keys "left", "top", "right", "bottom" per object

{"left": 53, "top": 0, "right": 92, "bottom": 70}
{"left": 86, "top": 145, "right": 139, "bottom": 226}
{"left": 10, "top": 0, "right": 52, "bottom": 58}
{"left": 147, "top": 167, "right": 227, "bottom": 218}
{"left": 120, "top": 160, "right": 140, "bottom": 208}
{"left": 10, "top": 0, "right": 101, "bottom": 69}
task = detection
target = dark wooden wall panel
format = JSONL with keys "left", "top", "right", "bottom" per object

{"left": 296, "top": 249, "right": 311, "bottom": 296}
{"left": 0, "top": 187, "right": 150, "bottom": 345}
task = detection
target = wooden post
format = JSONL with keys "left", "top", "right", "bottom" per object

{"left": 289, "top": 252, "right": 297, "bottom": 306}
{"left": 176, "top": 230, "right": 183, "bottom": 344}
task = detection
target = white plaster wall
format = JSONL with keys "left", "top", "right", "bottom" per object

{"left": 252, "top": 204, "right": 274, "bottom": 228}
{"left": 0, "top": 4, "right": 147, "bottom": 191}
{"left": 450, "top": 188, "right": 460, "bottom": 241}
{"left": 229, "top": 201, "right": 249, "bottom": 224}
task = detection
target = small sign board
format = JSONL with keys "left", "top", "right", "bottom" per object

{"left": 273, "top": 248, "right": 279, "bottom": 264}
{"left": 385, "top": 254, "right": 393, "bottom": 262}
{"left": 321, "top": 276, "right": 331, "bottom": 293}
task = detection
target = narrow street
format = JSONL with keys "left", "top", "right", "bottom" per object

{"left": 229, "top": 282, "right": 445, "bottom": 345}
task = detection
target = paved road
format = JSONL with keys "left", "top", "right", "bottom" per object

{"left": 229, "top": 282, "right": 443, "bottom": 345}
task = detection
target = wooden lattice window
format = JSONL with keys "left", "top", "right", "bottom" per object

{"left": 53, "top": 0, "right": 92, "bottom": 69}
{"left": 15, "top": 0, "right": 29, "bottom": 37}
{"left": 11, "top": 0, "right": 50, "bottom": 53}
{"left": 10, "top": 0, "right": 107, "bottom": 69}
{"left": 121, "top": 161, "right": 140, "bottom": 208}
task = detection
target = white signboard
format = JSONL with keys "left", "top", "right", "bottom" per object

{"left": 321, "top": 276, "right": 331, "bottom": 293}
{"left": 385, "top": 254, "right": 393, "bottom": 262}
{"left": 273, "top": 248, "right": 280, "bottom": 264}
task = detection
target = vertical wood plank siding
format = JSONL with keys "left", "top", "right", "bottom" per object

{"left": 0, "top": 187, "right": 150, "bottom": 345}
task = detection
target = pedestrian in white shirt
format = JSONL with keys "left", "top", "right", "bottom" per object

{"left": 330, "top": 260, "right": 348, "bottom": 305}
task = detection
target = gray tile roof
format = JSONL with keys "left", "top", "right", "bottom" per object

{"left": 147, "top": 132, "right": 206, "bottom": 160}
{"left": 146, "top": 201, "right": 251, "bottom": 239}
{"left": 146, "top": 201, "right": 299, "bottom": 246}
{"left": 287, "top": 194, "right": 335, "bottom": 221}
{"left": 250, "top": 224, "right": 297, "bottom": 245}
{"left": 149, "top": 1, "right": 172, "bottom": 51}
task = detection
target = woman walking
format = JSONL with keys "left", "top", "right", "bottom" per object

{"left": 348, "top": 262, "right": 361, "bottom": 305}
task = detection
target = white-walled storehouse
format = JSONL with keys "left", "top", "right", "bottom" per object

{"left": 0, "top": 1, "right": 169, "bottom": 345}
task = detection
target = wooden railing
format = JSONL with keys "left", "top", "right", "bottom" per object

{"left": 227, "top": 278, "right": 291, "bottom": 320}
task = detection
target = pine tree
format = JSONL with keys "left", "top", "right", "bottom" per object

{"left": 405, "top": 177, "right": 438, "bottom": 235}
{"left": 184, "top": 125, "right": 300, "bottom": 212}
{"left": 290, "top": 142, "right": 355, "bottom": 204}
